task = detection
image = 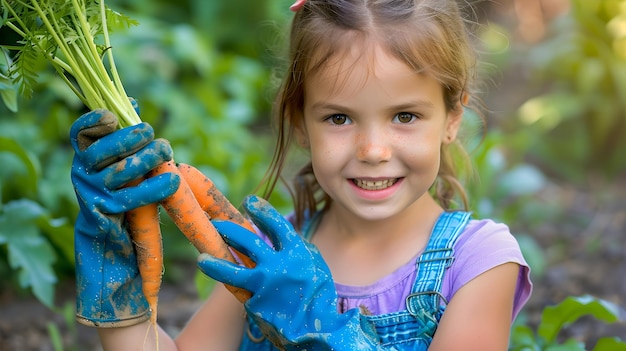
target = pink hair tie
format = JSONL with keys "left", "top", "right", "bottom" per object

{"left": 290, "top": 0, "right": 307, "bottom": 12}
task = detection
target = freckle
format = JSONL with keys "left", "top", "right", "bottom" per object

{"left": 355, "top": 133, "right": 363, "bottom": 144}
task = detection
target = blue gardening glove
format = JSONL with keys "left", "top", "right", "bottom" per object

{"left": 197, "top": 195, "right": 383, "bottom": 350}
{"left": 71, "top": 108, "right": 180, "bottom": 327}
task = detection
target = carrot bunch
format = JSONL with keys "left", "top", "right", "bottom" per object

{"left": 125, "top": 161, "right": 253, "bottom": 328}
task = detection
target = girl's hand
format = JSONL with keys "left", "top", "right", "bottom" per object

{"left": 197, "top": 195, "right": 384, "bottom": 350}
{"left": 70, "top": 109, "right": 179, "bottom": 327}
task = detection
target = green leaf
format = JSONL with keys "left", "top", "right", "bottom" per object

{"left": 593, "top": 337, "right": 626, "bottom": 351}
{"left": 39, "top": 217, "right": 74, "bottom": 266}
{"left": 7, "top": 36, "right": 42, "bottom": 100}
{"left": 46, "top": 322, "right": 64, "bottom": 351}
{"left": 0, "top": 48, "right": 18, "bottom": 112}
{"left": 538, "top": 295, "right": 622, "bottom": 343}
{"left": 0, "top": 200, "right": 57, "bottom": 308}
{"left": 104, "top": 6, "right": 139, "bottom": 31}
{"left": 509, "top": 324, "right": 541, "bottom": 351}
{"left": 0, "top": 136, "right": 41, "bottom": 196}
{"left": 545, "top": 338, "right": 586, "bottom": 351}
{"left": 0, "top": 72, "right": 18, "bottom": 112}
{"left": 38, "top": 148, "right": 74, "bottom": 212}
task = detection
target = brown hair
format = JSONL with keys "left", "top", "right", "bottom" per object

{"left": 262, "top": 0, "right": 480, "bottom": 230}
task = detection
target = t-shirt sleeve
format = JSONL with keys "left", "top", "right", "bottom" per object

{"left": 441, "top": 219, "right": 533, "bottom": 321}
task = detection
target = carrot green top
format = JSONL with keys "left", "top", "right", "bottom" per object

{"left": 1, "top": 0, "right": 140, "bottom": 127}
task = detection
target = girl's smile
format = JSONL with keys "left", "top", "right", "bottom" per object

{"left": 349, "top": 177, "right": 403, "bottom": 201}
{"left": 351, "top": 177, "right": 400, "bottom": 191}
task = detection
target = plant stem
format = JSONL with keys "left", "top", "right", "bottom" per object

{"left": 3, "top": 0, "right": 142, "bottom": 127}
{"left": 100, "top": 0, "right": 138, "bottom": 126}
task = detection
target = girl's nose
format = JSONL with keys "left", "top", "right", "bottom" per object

{"left": 355, "top": 130, "right": 392, "bottom": 164}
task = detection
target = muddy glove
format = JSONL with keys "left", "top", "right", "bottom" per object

{"left": 197, "top": 195, "right": 383, "bottom": 350}
{"left": 71, "top": 109, "right": 179, "bottom": 327}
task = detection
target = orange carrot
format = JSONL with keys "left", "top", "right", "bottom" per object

{"left": 126, "top": 201, "right": 162, "bottom": 331}
{"left": 149, "top": 161, "right": 252, "bottom": 303}
{"left": 124, "top": 179, "right": 163, "bottom": 327}
{"left": 125, "top": 160, "right": 252, "bottom": 329}
{"left": 177, "top": 163, "right": 255, "bottom": 269}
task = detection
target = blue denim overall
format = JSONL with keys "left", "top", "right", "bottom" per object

{"left": 239, "top": 211, "right": 472, "bottom": 350}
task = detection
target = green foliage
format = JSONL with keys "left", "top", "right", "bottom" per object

{"left": 47, "top": 301, "right": 80, "bottom": 351}
{"left": 0, "top": 136, "right": 40, "bottom": 197}
{"left": 1, "top": 0, "right": 142, "bottom": 126}
{"left": 0, "top": 0, "right": 289, "bottom": 310}
{"left": 46, "top": 322, "right": 63, "bottom": 351}
{"left": 509, "top": 295, "right": 626, "bottom": 351}
{"left": 0, "top": 200, "right": 60, "bottom": 308}
{"left": 461, "top": 117, "right": 551, "bottom": 278}
{"left": 0, "top": 50, "right": 18, "bottom": 112}
{"left": 108, "top": 0, "right": 277, "bottom": 58}
{"left": 513, "top": 0, "right": 626, "bottom": 183}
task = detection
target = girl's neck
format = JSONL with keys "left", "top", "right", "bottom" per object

{"left": 319, "top": 194, "right": 443, "bottom": 242}
{"left": 310, "top": 195, "right": 445, "bottom": 286}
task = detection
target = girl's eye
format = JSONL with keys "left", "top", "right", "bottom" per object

{"left": 394, "top": 112, "right": 417, "bottom": 124}
{"left": 327, "top": 114, "right": 352, "bottom": 125}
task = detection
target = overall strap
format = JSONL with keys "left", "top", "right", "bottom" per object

{"left": 405, "top": 211, "right": 472, "bottom": 318}
{"left": 301, "top": 211, "right": 322, "bottom": 240}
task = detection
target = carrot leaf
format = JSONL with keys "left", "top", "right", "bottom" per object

{"left": 0, "top": 0, "right": 141, "bottom": 127}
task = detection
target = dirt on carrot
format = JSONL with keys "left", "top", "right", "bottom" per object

{"left": 177, "top": 163, "right": 256, "bottom": 268}
{"left": 126, "top": 202, "right": 162, "bottom": 325}
{"left": 150, "top": 161, "right": 252, "bottom": 303}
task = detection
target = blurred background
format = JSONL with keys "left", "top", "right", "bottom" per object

{"left": 0, "top": 0, "right": 624, "bottom": 349}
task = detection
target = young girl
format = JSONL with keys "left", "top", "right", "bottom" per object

{"left": 70, "top": 0, "right": 532, "bottom": 350}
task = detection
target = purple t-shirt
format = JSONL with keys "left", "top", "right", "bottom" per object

{"left": 333, "top": 218, "right": 533, "bottom": 321}
{"left": 247, "top": 215, "right": 533, "bottom": 322}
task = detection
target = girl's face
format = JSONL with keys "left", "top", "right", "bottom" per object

{"left": 300, "top": 43, "right": 463, "bottom": 222}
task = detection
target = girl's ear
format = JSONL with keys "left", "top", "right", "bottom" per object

{"left": 443, "top": 98, "right": 465, "bottom": 144}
